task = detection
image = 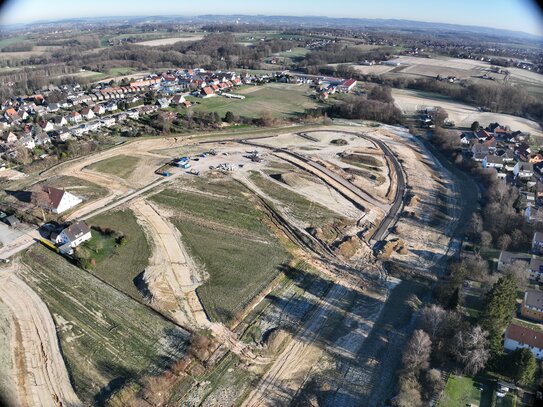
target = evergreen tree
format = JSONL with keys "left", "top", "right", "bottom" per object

{"left": 508, "top": 348, "right": 536, "bottom": 385}
{"left": 480, "top": 275, "right": 517, "bottom": 357}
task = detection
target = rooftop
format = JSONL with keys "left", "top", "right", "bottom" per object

{"left": 524, "top": 290, "right": 543, "bottom": 310}
{"left": 506, "top": 323, "right": 543, "bottom": 350}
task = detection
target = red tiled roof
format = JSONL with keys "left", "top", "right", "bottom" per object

{"left": 202, "top": 87, "right": 214, "bottom": 95}
{"left": 506, "top": 323, "right": 543, "bottom": 350}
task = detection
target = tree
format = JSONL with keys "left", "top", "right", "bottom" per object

{"left": 419, "top": 305, "right": 447, "bottom": 341}
{"left": 224, "top": 111, "right": 236, "bottom": 123}
{"left": 507, "top": 348, "right": 536, "bottom": 385}
{"left": 470, "top": 121, "right": 480, "bottom": 131}
{"left": 431, "top": 106, "right": 448, "bottom": 127}
{"left": 421, "top": 369, "right": 443, "bottom": 402}
{"left": 502, "top": 260, "right": 529, "bottom": 289}
{"left": 447, "top": 288, "right": 460, "bottom": 310}
{"left": 402, "top": 329, "right": 432, "bottom": 374}
{"left": 497, "top": 234, "right": 512, "bottom": 250}
{"left": 393, "top": 376, "right": 422, "bottom": 407}
{"left": 480, "top": 230, "right": 493, "bottom": 247}
{"left": 451, "top": 325, "right": 490, "bottom": 375}
{"left": 480, "top": 275, "right": 517, "bottom": 356}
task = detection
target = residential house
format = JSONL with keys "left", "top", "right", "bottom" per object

{"left": 47, "top": 103, "right": 60, "bottom": 112}
{"left": 497, "top": 250, "right": 531, "bottom": 272}
{"left": 513, "top": 162, "right": 534, "bottom": 179}
{"left": 1, "top": 131, "right": 17, "bottom": 144}
{"left": 476, "top": 129, "right": 492, "bottom": 141}
{"left": 338, "top": 78, "right": 357, "bottom": 92}
{"left": 92, "top": 104, "right": 105, "bottom": 115}
{"left": 43, "top": 186, "right": 82, "bottom": 214}
{"left": 460, "top": 131, "right": 477, "bottom": 146}
{"left": 34, "top": 132, "right": 51, "bottom": 146}
{"left": 482, "top": 155, "right": 504, "bottom": 169}
{"left": 529, "top": 257, "right": 543, "bottom": 280}
{"left": 521, "top": 290, "right": 543, "bottom": 322}
{"left": 20, "top": 134, "right": 35, "bottom": 149}
{"left": 200, "top": 87, "right": 215, "bottom": 98}
{"left": 156, "top": 98, "right": 171, "bottom": 108}
{"left": 100, "top": 117, "right": 116, "bottom": 127}
{"left": 504, "top": 323, "right": 543, "bottom": 359}
{"left": 171, "top": 94, "right": 186, "bottom": 105}
{"left": 533, "top": 232, "right": 543, "bottom": 255}
{"left": 53, "top": 221, "right": 92, "bottom": 254}
{"left": 525, "top": 205, "right": 543, "bottom": 223}
{"left": 81, "top": 106, "right": 95, "bottom": 120}
{"left": 471, "top": 144, "right": 489, "bottom": 161}
{"left": 68, "top": 111, "right": 82, "bottom": 124}
{"left": 39, "top": 120, "right": 54, "bottom": 132}
{"left": 52, "top": 116, "right": 67, "bottom": 127}
{"left": 51, "top": 129, "right": 71, "bottom": 142}
{"left": 105, "top": 101, "right": 118, "bottom": 112}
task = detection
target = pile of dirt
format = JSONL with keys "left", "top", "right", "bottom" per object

{"left": 340, "top": 153, "right": 383, "bottom": 168}
{"left": 330, "top": 139, "right": 348, "bottom": 146}
{"left": 405, "top": 190, "right": 418, "bottom": 207}
{"left": 263, "top": 328, "right": 291, "bottom": 354}
{"left": 336, "top": 236, "right": 362, "bottom": 258}
{"left": 309, "top": 219, "right": 351, "bottom": 245}
{"left": 378, "top": 238, "right": 409, "bottom": 259}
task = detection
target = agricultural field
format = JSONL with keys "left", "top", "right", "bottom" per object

{"left": 87, "top": 155, "right": 141, "bottom": 180}
{"left": 79, "top": 209, "right": 151, "bottom": 300}
{"left": 392, "top": 88, "right": 543, "bottom": 136}
{"left": 137, "top": 35, "right": 204, "bottom": 46}
{"left": 189, "top": 83, "right": 320, "bottom": 118}
{"left": 20, "top": 245, "right": 189, "bottom": 405}
{"left": 150, "top": 178, "right": 291, "bottom": 324}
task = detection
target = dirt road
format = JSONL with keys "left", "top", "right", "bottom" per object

{"left": 130, "top": 199, "right": 208, "bottom": 327}
{"left": 0, "top": 263, "right": 81, "bottom": 407}
{"left": 241, "top": 284, "right": 348, "bottom": 407}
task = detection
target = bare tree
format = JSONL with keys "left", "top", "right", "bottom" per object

{"left": 480, "top": 230, "right": 493, "bottom": 247}
{"left": 451, "top": 325, "right": 490, "bottom": 375}
{"left": 419, "top": 305, "right": 447, "bottom": 341}
{"left": 502, "top": 260, "right": 529, "bottom": 289}
{"left": 497, "top": 234, "right": 512, "bottom": 250}
{"left": 402, "top": 329, "right": 432, "bottom": 373}
{"left": 393, "top": 376, "right": 422, "bottom": 407}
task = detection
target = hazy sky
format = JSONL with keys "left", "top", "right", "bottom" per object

{"left": 0, "top": 0, "right": 542, "bottom": 36}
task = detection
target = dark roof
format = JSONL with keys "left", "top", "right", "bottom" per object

{"left": 506, "top": 323, "right": 543, "bottom": 350}
{"left": 524, "top": 290, "right": 543, "bottom": 309}
{"left": 62, "top": 221, "right": 91, "bottom": 241}
{"left": 44, "top": 186, "right": 65, "bottom": 209}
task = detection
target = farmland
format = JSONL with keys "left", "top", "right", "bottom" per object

{"left": 190, "top": 83, "right": 320, "bottom": 118}
{"left": 392, "top": 88, "right": 543, "bottom": 136}
{"left": 137, "top": 35, "right": 204, "bottom": 46}
{"left": 20, "top": 245, "right": 189, "bottom": 405}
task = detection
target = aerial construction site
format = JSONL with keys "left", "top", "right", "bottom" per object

{"left": 0, "top": 121, "right": 462, "bottom": 406}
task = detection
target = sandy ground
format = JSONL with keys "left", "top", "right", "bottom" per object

{"left": 137, "top": 36, "right": 204, "bottom": 46}
{"left": 130, "top": 199, "right": 208, "bottom": 328}
{"left": 0, "top": 299, "right": 18, "bottom": 406}
{"left": 392, "top": 88, "right": 543, "bottom": 136}
{"left": 388, "top": 55, "right": 490, "bottom": 70}
{"left": 0, "top": 262, "right": 81, "bottom": 407}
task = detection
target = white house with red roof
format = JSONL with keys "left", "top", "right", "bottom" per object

{"left": 338, "top": 79, "right": 357, "bottom": 93}
{"left": 504, "top": 323, "right": 543, "bottom": 359}
{"left": 43, "top": 187, "right": 83, "bottom": 214}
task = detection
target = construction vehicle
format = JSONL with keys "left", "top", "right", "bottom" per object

{"left": 188, "top": 169, "right": 200, "bottom": 176}
{"left": 162, "top": 171, "right": 171, "bottom": 176}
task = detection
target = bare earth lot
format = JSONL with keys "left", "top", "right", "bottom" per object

{"left": 137, "top": 35, "right": 204, "bottom": 46}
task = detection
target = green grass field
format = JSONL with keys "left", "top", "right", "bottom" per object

{"left": 87, "top": 154, "right": 140, "bottom": 179}
{"left": 439, "top": 375, "right": 492, "bottom": 407}
{"left": 85, "top": 209, "right": 151, "bottom": 300}
{"left": 0, "top": 35, "right": 28, "bottom": 49}
{"left": 21, "top": 245, "right": 189, "bottom": 405}
{"left": 189, "top": 83, "right": 320, "bottom": 118}
{"left": 150, "top": 179, "right": 291, "bottom": 324}
{"left": 249, "top": 171, "right": 344, "bottom": 228}
{"left": 108, "top": 67, "right": 138, "bottom": 76}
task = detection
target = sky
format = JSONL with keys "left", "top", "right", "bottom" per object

{"left": 0, "top": 0, "right": 542, "bottom": 36}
